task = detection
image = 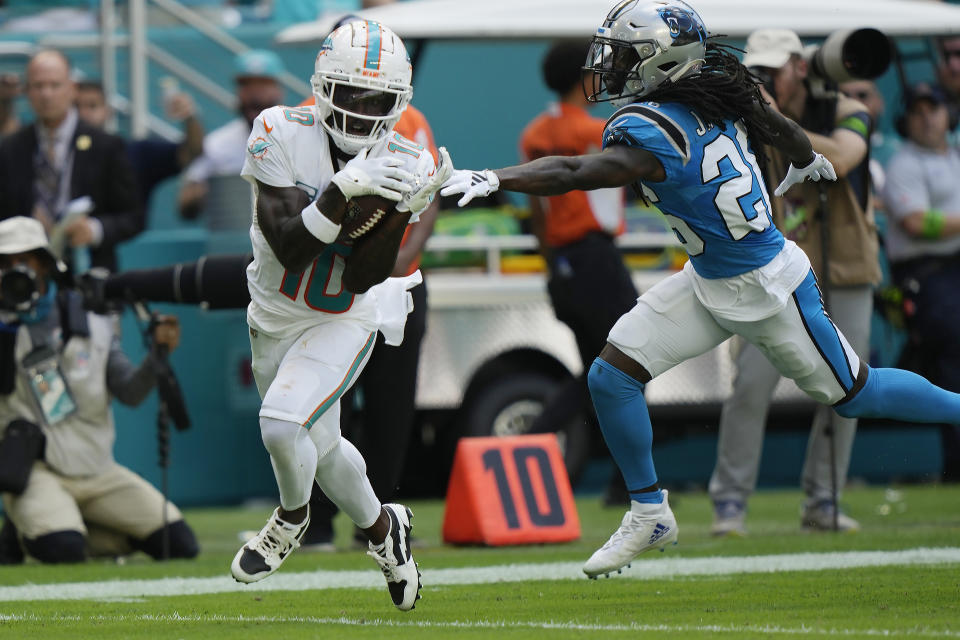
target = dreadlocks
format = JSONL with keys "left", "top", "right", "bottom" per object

{"left": 644, "top": 38, "right": 776, "bottom": 167}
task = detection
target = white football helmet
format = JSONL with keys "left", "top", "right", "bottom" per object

{"left": 311, "top": 20, "right": 413, "bottom": 154}
{"left": 586, "top": 0, "right": 708, "bottom": 106}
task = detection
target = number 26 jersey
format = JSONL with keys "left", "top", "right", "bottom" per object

{"left": 603, "top": 101, "right": 785, "bottom": 280}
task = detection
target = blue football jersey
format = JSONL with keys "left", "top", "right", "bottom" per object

{"left": 603, "top": 101, "right": 784, "bottom": 279}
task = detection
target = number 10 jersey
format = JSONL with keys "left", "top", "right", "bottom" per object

{"left": 241, "top": 104, "right": 430, "bottom": 337}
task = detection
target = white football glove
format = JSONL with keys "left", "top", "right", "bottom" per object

{"left": 398, "top": 146, "right": 454, "bottom": 214}
{"left": 774, "top": 152, "right": 838, "bottom": 197}
{"left": 439, "top": 169, "right": 500, "bottom": 207}
{"left": 331, "top": 147, "right": 415, "bottom": 202}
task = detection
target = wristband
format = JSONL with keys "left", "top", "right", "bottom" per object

{"left": 922, "top": 209, "right": 945, "bottom": 239}
{"left": 300, "top": 201, "right": 341, "bottom": 243}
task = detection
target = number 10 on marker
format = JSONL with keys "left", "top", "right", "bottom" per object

{"left": 442, "top": 434, "right": 580, "bottom": 545}
{"left": 482, "top": 446, "right": 566, "bottom": 529}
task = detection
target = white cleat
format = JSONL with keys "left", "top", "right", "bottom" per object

{"left": 583, "top": 489, "right": 678, "bottom": 579}
{"left": 368, "top": 503, "right": 422, "bottom": 611}
{"left": 231, "top": 507, "right": 309, "bottom": 583}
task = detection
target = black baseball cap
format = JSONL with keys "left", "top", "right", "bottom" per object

{"left": 903, "top": 83, "right": 948, "bottom": 111}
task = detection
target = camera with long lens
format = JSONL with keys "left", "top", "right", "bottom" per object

{"left": 4, "top": 253, "right": 254, "bottom": 316}
{"left": 76, "top": 254, "right": 253, "bottom": 314}
{"left": 805, "top": 28, "right": 892, "bottom": 97}
{"left": 0, "top": 266, "right": 41, "bottom": 313}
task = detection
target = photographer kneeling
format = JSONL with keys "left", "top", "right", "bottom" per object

{"left": 0, "top": 217, "right": 198, "bottom": 564}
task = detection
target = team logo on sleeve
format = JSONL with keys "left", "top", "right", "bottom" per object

{"left": 248, "top": 136, "right": 272, "bottom": 159}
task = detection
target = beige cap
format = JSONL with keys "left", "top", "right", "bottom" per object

{"left": 0, "top": 216, "right": 65, "bottom": 273}
{"left": 742, "top": 29, "right": 804, "bottom": 69}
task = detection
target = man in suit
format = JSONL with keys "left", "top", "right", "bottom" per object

{"left": 0, "top": 49, "right": 141, "bottom": 273}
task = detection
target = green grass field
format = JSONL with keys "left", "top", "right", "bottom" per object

{"left": 1, "top": 485, "right": 958, "bottom": 639}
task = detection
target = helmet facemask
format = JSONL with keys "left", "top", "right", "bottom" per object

{"left": 313, "top": 75, "right": 410, "bottom": 153}
{"left": 585, "top": 37, "right": 647, "bottom": 104}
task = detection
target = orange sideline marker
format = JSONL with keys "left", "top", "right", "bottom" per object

{"left": 442, "top": 434, "right": 580, "bottom": 545}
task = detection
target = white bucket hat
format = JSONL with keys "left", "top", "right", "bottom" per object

{"left": 742, "top": 29, "right": 804, "bottom": 70}
{"left": 0, "top": 216, "right": 67, "bottom": 274}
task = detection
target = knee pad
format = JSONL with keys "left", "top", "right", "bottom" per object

{"left": 588, "top": 358, "right": 644, "bottom": 403}
{"left": 23, "top": 530, "right": 86, "bottom": 564}
{"left": 259, "top": 416, "right": 301, "bottom": 456}
{"left": 135, "top": 520, "right": 199, "bottom": 560}
{"left": 587, "top": 360, "right": 611, "bottom": 399}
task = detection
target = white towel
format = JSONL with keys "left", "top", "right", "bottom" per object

{"left": 369, "top": 270, "right": 423, "bottom": 346}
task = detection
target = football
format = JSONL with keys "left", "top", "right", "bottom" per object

{"left": 340, "top": 195, "right": 394, "bottom": 241}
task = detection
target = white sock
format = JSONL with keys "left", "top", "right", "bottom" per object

{"left": 259, "top": 416, "right": 317, "bottom": 510}
{"left": 314, "top": 437, "right": 381, "bottom": 529}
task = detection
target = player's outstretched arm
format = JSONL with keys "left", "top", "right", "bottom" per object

{"left": 440, "top": 145, "right": 661, "bottom": 207}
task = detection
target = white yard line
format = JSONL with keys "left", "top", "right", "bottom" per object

{"left": 0, "top": 613, "right": 959, "bottom": 638}
{"left": 0, "top": 547, "right": 957, "bottom": 603}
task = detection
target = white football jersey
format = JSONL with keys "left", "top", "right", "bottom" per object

{"left": 240, "top": 104, "right": 434, "bottom": 337}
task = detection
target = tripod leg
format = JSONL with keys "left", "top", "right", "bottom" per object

{"left": 158, "top": 401, "right": 170, "bottom": 560}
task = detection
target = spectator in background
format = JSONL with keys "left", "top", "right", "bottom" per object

{"left": 0, "top": 217, "right": 198, "bottom": 565}
{"left": 0, "top": 49, "right": 142, "bottom": 273}
{"left": 520, "top": 39, "right": 637, "bottom": 504}
{"left": 178, "top": 49, "right": 285, "bottom": 220}
{"left": 936, "top": 35, "right": 960, "bottom": 127}
{"left": 0, "top": 72, "right": 21, "bottom": 137}
{"left": 709, "top": 29, "right": 879, "bottom": 535}
{"left": 75, "top": 79, "right": 204, "bottom": 212}
{"left": 884, "top": 83, "right": 960, "bottom": 482}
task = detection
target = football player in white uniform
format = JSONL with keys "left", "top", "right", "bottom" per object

{"left": 231, "top": 20, "right": 451, "bottom": 612}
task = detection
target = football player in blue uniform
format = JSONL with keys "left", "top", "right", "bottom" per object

{"left": 441, "top": 0, "right": 960, "bottom": 578}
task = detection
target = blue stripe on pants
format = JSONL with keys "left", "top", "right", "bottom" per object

{"left": 792, "top": 270, "right": 857, "bottom": 394}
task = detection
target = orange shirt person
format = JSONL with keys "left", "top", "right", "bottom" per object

{"left": 520, "top": 102, "right": 625, "bottom": 248}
